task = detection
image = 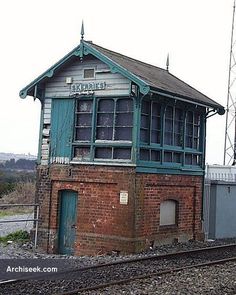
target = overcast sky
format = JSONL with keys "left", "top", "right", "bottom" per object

{"left": 0, "top": 0, "right": 233, "bottom": 164}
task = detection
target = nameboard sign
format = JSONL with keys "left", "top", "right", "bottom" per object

{"left": 71, "top": 82, "right": 106, "bottom": 94}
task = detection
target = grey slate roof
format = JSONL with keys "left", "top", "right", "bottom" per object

{"left": 86, "top": 41, "right": 224, "bottom": 111}
{"left": 20, "top": 39, "right": 224, "bottom": 113}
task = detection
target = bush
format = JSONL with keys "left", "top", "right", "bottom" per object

{"left": 1, "top": 181, "right": 35, "bottom": 205}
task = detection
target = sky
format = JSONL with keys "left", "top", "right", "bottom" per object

{"left": 0, "top": 0, "right": 233, "bottom": 164}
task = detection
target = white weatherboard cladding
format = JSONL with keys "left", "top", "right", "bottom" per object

{"left": 41, "top": 98, "right": 51, "bottom": 165}
{"left": 44, "top": 58, "right": 130, "bottom": 97}
{"left": 43, "top": 99, "right": 52, "bottom": 124}
{"left": 40, "top": 57, "right": 131, "bottom": 165}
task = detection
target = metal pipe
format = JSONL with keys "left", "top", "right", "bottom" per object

{"left": 34, "top": 205, "right": 39, "bottom": 248}
{"left": 0, "top": 204, "right": 39, "bottom": 207}
{"left": 0, "top": 219, "right": 39, "bottom": 223}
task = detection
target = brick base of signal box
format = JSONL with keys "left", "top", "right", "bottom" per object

{"left": 35, "top": 164, "right": 203, "bottom": 256}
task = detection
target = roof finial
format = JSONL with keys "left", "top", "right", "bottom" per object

{"left": 81, "top": 20, "right": 84, "bottom": 40}
{"left": 166, "top": 53, "right": 169, "bottom": 72}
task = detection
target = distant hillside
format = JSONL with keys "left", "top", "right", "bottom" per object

{"left": 0, "top": 158, "right": 36, "bottom": 171}
{"left": 0, "top": 152, "right": 37, "bottom": 163}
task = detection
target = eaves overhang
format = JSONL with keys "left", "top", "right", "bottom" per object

{"left": 19, "top": 44, "right": 82, "bottom": 99}
{"left": 150, "top": 87, "right": 225, "bottom": 116}
{"left": 19, "top": 40, "right": 151, "bottom": 99}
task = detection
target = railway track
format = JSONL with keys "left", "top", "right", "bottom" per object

{"left": 1, "top": 244, "right": 236, "bottom": 295}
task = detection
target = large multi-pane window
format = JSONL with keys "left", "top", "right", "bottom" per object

{"left": 140, "top": 100, "right": 161, "bottom": 144}
{"left": 75, "top": 100, "right": 93, "bottom": 142}
{"left": 139, "top": 99, "right": 203, "bottom": 167}
{"left": 164, "top": 106, "right": 184, "bottom": 146}
{"left": 185, "top": 111, "right": 200, "bottom": 149}
{"left": 73, "top": 97, "right": 203, "bottom": 167}
{"left": 96, "top": 98, "right": 133, "bottom": 141}
{"left": 74, "top": 97, "right": 133, "bottom": 162}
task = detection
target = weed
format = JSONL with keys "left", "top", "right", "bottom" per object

{"left": 0, "top": 230, "right": 30, "bottom": 244}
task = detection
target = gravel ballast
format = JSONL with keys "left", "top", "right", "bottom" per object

{"left": 1, "top": 239, "right": 236, "bottom": 294}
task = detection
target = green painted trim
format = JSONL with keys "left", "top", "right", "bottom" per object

{"left": 19, "top": 40, "right": 150, "bottom": 99}
{"left": 19, "top": 44, "right": 82, "bottom": 99}
{"left": 136, "top": 166, "right": 204, "bottom": 176}
{"left": 133, "top": 94, "right": 141, "bottom": 163}
{"left": 150, "top": 88, "right": 224, "bottom": 112}
{"left": 84, "top": 42, "right": 150, "bottom": 95}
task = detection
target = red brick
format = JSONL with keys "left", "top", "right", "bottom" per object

{"left": 35, "top": 165, "right": 203, "bottom": 255}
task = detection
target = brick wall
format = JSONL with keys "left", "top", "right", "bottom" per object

{"left": 36, "top": 164, "right": 203, "bottom": 255}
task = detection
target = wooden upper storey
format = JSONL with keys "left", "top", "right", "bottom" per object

{"left": 19, "top": 39, "right": 224, "bottom": 175}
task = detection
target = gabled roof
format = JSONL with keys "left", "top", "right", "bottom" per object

{"left": 19, "top": 40, "right": 224, "bottom": 113}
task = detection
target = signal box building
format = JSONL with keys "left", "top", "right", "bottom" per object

{"left": 20, "top": 35, "right": 224, "bottom": 255}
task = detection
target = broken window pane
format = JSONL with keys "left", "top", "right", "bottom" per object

{"left": 77, "top": 100, "right": 93, "bottom": 112}
{"left": 74, "top": 147, "right": 90, "bottom": 160}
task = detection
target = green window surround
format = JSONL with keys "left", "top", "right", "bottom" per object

{"left": 73, "top": 97, "right": 134, "bottom": 162}
{"left": 139, "top": 99, "right": 205, "bottom": 168}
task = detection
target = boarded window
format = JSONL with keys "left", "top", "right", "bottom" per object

{"left": 84, "top": 68, "right": 95, "bottom": 79}
{"left": 160, "top": 200, "right": 177, "bottom": 226}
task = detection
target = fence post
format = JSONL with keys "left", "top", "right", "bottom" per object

{"left": 34, "top": 205, "right": 39, "bottom": 248}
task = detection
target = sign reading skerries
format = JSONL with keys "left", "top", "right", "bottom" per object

{"left": 71, "top": 82, "right": 106, "bottom": 94}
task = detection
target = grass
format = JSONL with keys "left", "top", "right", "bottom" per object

{"left": 0, "top": 230, "right": 30, "bottom": 244}
{"left": 0, "top": 208, "right": 33, "bottom": 218}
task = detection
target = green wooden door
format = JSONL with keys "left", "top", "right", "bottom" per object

{"left": 58, "top": 190, "right": 78, "bottom": 255}
{"left": 51, "top": 98, "right": 74, "bottom": 161}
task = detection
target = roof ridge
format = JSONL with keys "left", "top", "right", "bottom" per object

{"left": 84, "top": 40, "right": 167, "bottom": 73}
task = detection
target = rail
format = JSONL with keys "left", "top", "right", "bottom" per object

{"left": 0, "top": 203, "right": 39, "bottom": 248}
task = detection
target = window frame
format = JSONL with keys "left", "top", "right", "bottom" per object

{"left": 72, "top": 96, "right": 134, "bottom": 163}
{"left": 83, "top": 68, "right": 95, "bottom": 79}
{"left": 139, "top": 99, "right": 204, "bottom": 169}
